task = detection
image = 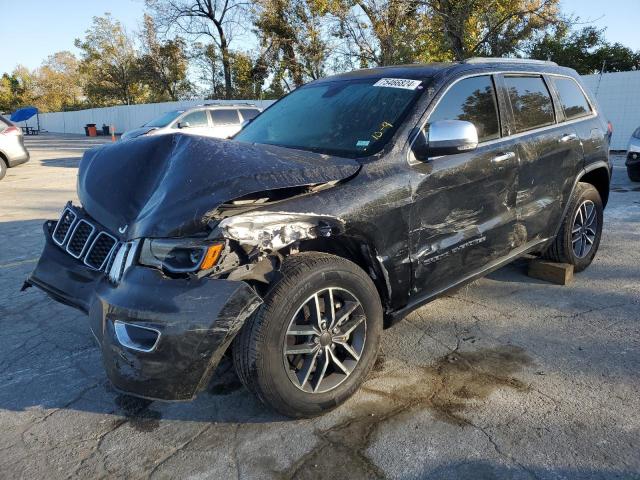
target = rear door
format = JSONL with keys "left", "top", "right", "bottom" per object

{"left": 500, "top": 74, "right": 583, "bottom": 242}
{"left": 210, "top": 109, "right": 242, "bottom": 138}
{"left": 409, "top": 74, "right": 521, "bottom": 298}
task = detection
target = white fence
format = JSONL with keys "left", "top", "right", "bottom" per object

{"left": 32, "top": 99, "right": 275, "bottom": 136}
{"left": 581, "top": 71, "right": 640, "bottom": 150}
{"left": 26, "top": 70, "right": 640, "bottom": 150}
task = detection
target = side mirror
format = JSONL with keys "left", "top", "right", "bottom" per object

{"left": 412, "top": 120, "right": 478, "bottom": 161}
{"left": 177, "top": 121, "right": 191, "bottom": 129}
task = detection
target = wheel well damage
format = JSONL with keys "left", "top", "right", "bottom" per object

{"left": 580, "top": 167, "right": 610, "bottom": 207}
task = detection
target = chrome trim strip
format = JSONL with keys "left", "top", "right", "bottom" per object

{"left": 407, "top": 70, "right": 598, "bottom": 165}
{"left": 52, "top": 207, "right": 77, "bottom": 246}
{"left": 65, "top": 220, "right": 96, "bottom": 259}
{"left": 114, "top": 320, "right": 161, "bottom": 353}
{"left": 83, "top": 231, "right": 118, "bottom": 270}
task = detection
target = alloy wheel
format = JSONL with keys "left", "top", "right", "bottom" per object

{"left": 572, "top": 200, "right": 598, "bottom": 258}
{"left": 283, "top": 287, "right": 366, "bottom": 394}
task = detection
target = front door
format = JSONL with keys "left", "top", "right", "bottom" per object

{"left": 409, "top": 74, "right": 520, "bottom": 298}
{"left": 176, "top": 109, "right": 211, "bottom": 137}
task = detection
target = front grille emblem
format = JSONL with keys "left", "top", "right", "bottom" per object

{"left": 118, "top": 224, "right": 128, "bottom": 234}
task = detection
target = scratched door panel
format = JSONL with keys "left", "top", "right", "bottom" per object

{"left": 409, "top": 138, "right": 519, "bottom": 297}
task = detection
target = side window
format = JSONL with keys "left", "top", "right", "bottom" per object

{"left": 211, "top": 109, "right": 240, "bottom": 126}
{"left": 428, "top": 75, "right": 500, "bottom": 143}
{"left": 553, "top": 77, "right": 592, "bottom": 120}
{"left": 179, "top": 110, "right": 208, "bottom": 127}
{"left": 504, "top": 76, "right": 555, "bottom": 133}
{"left": 239, "top": 108, "right": 261, "bottom": 121}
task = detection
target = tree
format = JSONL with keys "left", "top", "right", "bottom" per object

{"left": 528, "top": 26, "right": 640, "bottom": 74}
{"left": 34, "top": 51, "right": 83, "bottom": 112}
{"left": 146, "top": 0, "right": 249, "bottom": 99}
{"left": 254, "top": 0, "right": 330, "bottom": 89}
{"left": 138, "top": 14, "right": 192, "bottom": 101}
{"left": 74, "top": 14, "right": 146, "bottom": 106}
{"left": 0, "top": 67, "right": 36, "bottom": 112}
{"left": 423, "top": 0, "right": 562, "bottom": 60}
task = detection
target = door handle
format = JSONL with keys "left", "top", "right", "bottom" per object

{"left": 560, "top": 133, "right": 577, "bottom": 143}
{"left": 492, "top": 151, "right": 516, "bottom": 163}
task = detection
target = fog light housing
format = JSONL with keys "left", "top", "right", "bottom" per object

{"left": 114, "top": 321, "right": 161, "bottom": 353}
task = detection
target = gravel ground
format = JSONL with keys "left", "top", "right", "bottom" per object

{"left": 1, "top": 134, "right": 638, "bottom": 479}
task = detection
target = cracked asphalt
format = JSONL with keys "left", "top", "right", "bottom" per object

{"left": 1, "top": 134, "right": 639, "bottom": 479}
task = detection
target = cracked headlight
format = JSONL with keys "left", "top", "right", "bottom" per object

{"left": 138, "top": 238, "right": 223, "bottom": 273}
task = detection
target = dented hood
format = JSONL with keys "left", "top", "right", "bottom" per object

{"left": 77, "top": 133, "right": 360, "bottom": 239}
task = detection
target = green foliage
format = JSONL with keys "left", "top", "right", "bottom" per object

{"left": 528, "top": 26, "right": 640, "bottom": 74}
{"left": 74, "top": 14, "right": 147, "bottom": 106}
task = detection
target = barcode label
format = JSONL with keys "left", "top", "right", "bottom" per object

{"left": 373, "top": 78, "right": 422, "bottom": 90}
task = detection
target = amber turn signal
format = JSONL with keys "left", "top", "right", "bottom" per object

{"left": 199, "top": 243, "right": 224, "bottom": 270}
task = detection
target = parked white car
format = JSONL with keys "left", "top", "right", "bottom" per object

{"left": 120, "top": 104, "right": 262, "bottom": 141}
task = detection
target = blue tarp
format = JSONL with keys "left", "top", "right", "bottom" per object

{"left": 10, "top": 106, "right": 38, "bottom": 123}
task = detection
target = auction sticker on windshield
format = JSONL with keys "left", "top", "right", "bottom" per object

{"left": 373, "top": 78, "right": 422, "bottom": 90}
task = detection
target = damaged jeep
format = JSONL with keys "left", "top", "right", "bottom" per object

{"left": 26, "top": 58, "right": 611, "bottom": 418}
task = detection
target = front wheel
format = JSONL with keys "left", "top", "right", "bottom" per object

{"left": 543, "top": 182, "right": 604, "bottom": 272}
{"left": 232, "top": 252, "right": 383, "bottom": 418}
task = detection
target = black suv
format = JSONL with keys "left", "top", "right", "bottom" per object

{"left": 26, "top": 58, "right": 611, "bottom": 418}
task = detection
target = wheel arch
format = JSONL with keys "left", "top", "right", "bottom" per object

{"left": 297, "top": 236, "right": 392, "bottom": 320}
{"left": 579, "top": 164, "right": 610, "bottom": 207}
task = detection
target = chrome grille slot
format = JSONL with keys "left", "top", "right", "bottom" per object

{"left": 84, "top": 232, "right": 118, "bottom": 270}
{"left": 108, "top": 240, "right": 139, "bottom": 284}
{"left": 52, "top": 208, "right": 77, "bottom": 245}
{"left": 66, "top": 220, "right": 95, "bottom": 258}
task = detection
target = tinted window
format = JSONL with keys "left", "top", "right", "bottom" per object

{"left": 504, "top": 76, "right": 554, "bottom": 132}
{"left": 239, "top": 109, "right": 261, "bottom": 121}
{"left": 235, "top": 78, "right": 424, "bottom": 157}
{"left": 553, "top": 77, "right": 592, "bottom": 120}
{"left": 211, "top": 109, "right": 240, "bottom": 125}
{"left": 428, "top": 75, "right": 500, "bottom": 143}
{"left": 179, "top": 110, "right": 209, "bottom": 127}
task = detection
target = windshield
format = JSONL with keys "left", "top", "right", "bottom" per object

{"left": 235, "top": 78, "right": 426, "bottom": 157}
{"left": 144, "top": 110, "right": 183, "bottom": 128}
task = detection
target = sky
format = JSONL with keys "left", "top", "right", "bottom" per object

{"left": 0, "top": 0, "right": 639, "bottom": 73}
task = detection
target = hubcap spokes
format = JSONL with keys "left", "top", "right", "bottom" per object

{"left": 572, "top": 200, "right": 597, "bottom": 259}
{"left": 283, "top": 287, "right": 366, "bottom": 393}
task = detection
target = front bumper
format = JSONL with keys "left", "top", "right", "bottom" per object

{"left": 27, "top": 221, "right": 262, "bottom": 401}
{"left": 627, "top": 139, "right": 640, "bottom": 167}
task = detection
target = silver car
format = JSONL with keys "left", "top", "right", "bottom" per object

{"left": 0, "top": 115, "right": 29, "bottom": 180}
{"left": 120, "top": 104, "right": 262, "bottom": 142}
{"left": 626, "top": 126, "right": 640, "bottom": 181}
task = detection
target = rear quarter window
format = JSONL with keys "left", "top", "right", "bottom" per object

{"left": 211, "top": 109, "right": 240, "bottom": 125}
{"left": 504, "top": 75, "right": 555, "bottom": 133}
{"left": 553, "top": 77, "right": 592, "bottom": 120}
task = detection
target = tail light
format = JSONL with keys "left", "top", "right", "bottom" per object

{"left": 607, "top": 121, "right": 613, "bottom": 139}
{"left": 1, "top": 126, "right": 21, "bottom": 136}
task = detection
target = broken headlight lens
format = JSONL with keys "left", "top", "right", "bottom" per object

{"left": 138, "top": 238, "right": 223, "bottom": 273}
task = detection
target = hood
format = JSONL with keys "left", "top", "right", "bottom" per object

{"left": 121, "top": 126, "right": 157, "bottom": 140}
{"left": 77, "top": 133, "right": 360, "bottom": 239}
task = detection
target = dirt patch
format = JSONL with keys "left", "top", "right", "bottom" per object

{"left": 281, "top": 345, "right": 532, "bottom": 479}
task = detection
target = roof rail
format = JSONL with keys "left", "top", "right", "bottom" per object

{"left": 202, "top": 102, "right": 258, "bottom": 107}
{"left": 463, "top": 57, "right": 558, "bottom": 66}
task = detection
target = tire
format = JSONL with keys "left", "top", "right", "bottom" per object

{"left": 628, "top": 166, "right": 640, "bottom": 182}
{"left": 232, "top": 252, "right": 383, "bottom": 418}
{"left": 543, "top": 182, "right": 603, "bottom": 272}
{"left": 0, "top": 158, "right": 6, "bottom": 181}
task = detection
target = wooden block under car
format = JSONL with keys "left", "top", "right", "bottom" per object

{"left": 527, "top": 259, "right": 574, "bottom": 285}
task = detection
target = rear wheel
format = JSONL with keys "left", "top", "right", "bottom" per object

{"left": 543, "top": 182, "right": 603, "bottom": 272}
{"left": 628, "top": 166, "right": 640, "bottom": 182}
{"left": 0, "top": 158, "right": 6, "bottom": 181}
{"left": 232, "top": 252, "right": 383, "bottom": 418}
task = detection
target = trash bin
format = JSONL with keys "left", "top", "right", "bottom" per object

{"left": 87, "top": 123, "right": 97, "bottom": 137}
{"left": 102, "top": 124, "right": 110, "bottom": 135}
{"left": 84, "top": 126, "right": 89, "bottom": 136}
